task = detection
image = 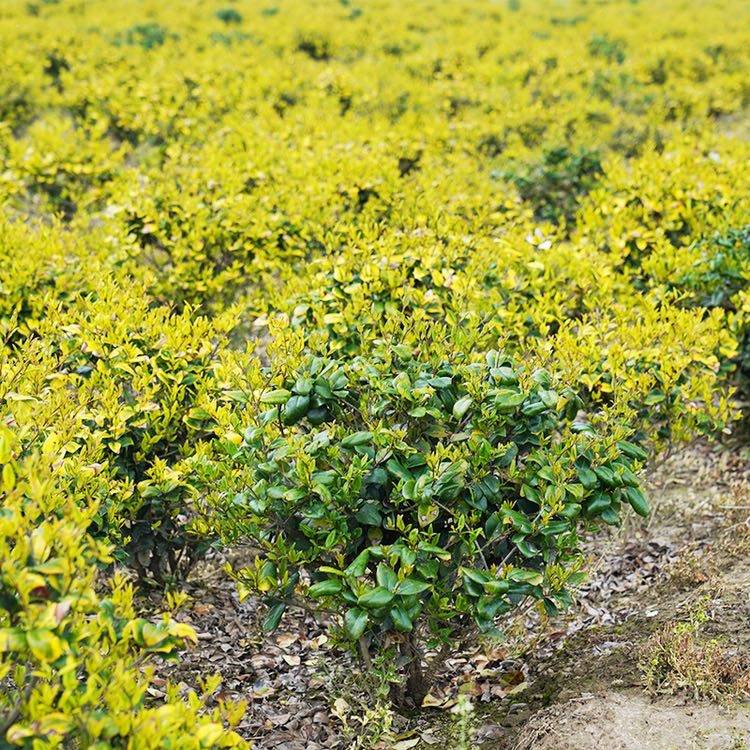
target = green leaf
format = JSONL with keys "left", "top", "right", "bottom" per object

{"left": 539, "top": 389, "right": 558, "bottom": 408}
{"left": 307, "top": 407, "right": 329, "bottom": 425}
{"left": 376, "top": 563, "right": 398, "bottom": 592}
{"left": 616, "top": 440, "right": 648, "bottom": 462}
{"left": 390, "top": 605, "right": 413, "bottom": 632}
{"left": 483, "top": 579, "right": 510, "bottom": 594}
{"left": 309, "top": 579, "right": 342, "bottom": 598}
{"left": 282, "top": 395, "right": 310, "bottom": 425}
{"left": 293, "top": 377, "right": 313, "bottom": 395}
{"left": 344, "top": 608, "right": 369, "bottom": 639}
{"left": 513, "top": 536, "right": 539, "bottom": 558}
{"left": 396, "top": 578, "right": 431, "bottom": 596}
{"left": 418, "top": 543, "right": 451, "bottom": 561}
{"left": 576, "top": 465, "right": 598, "bottom": 490}
{"left": 586, "top": 494, "right": 611, "bottom": 515}
{"left": 521, "top": 400, "right": 546, "bottom": 417}
{"left": 355, "top": 502, "right": 382, "bottom": 526}
{"left": 594, "top": 465, "right": 617, "bottom": 487}
{"left": 540, "top": 520, "right": 569, "bottom": 536}
{"left": 493, "top": 389, "right": 526, "bottom": 412}
{"left": 507, "top": 568, "right": 543, "bottom": 586}
{"left": 502, "top": 508, "right": 533, "bottom": 535}
{"left": 341, "top": 431, "right": 373, "bottom": 449}
{"left": 358, "top": 586, "right": 394, "bottom": 608}
{"left": 318, "top": 566, "right": 344, "bottom": 576}
{"left": 26, "top": 628, "right": 63, "bottom": 664}
{"left": 452, "top": 396, "right": 473, "bottom": 420}
{"left": 428, "top": 376, "right": 453, "bottom": 388}
{"left": 262, "top": 602, "right": 286, "bottom": 632}
{"left": 625, "top": 486, "right": 650, "bottom": 517}
{"left": 616, "top": 464, "right": 640, "bottom": 487}
{"left": 644, "top": 391, "right": 665, "bottom": 405}
{"left": 260, "top": 388, "right": 291, "bottom": 405}
{"left": 461, "top": 567, "right": 490, "bottom": 584}
{"left": 344, "top": 549, "right": 370, "bottom": 577}
{"left": 0, "top": 628, "right": 25, "bottom": 653}
{"left": 561, "top": 502, "right": 582, "bottom": 519}
{"left": 386, "top": 458, "right": 412, "bottom": 481}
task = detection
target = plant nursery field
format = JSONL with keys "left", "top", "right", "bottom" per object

{"left": 1, "top": 0, "right": 749, "bottom": 747}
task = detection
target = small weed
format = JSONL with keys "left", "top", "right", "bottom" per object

{"left": 666, "top": 548, "right": 713, "bottom": 590}
{"left": 325, "top": 655, "right": 399, "bottom": 749}
{"left": 450, "top": 693, "right": 477, "bottom": 750}
{"left": 640, "top": 599, "right": 750, "bottom": 700}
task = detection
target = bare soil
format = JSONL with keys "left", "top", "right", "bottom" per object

{"left": 513, "top": 692, "right": 750, "bottom": 750}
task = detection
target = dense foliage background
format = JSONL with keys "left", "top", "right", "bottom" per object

{"left": 1, "top": 0, "right": 749, "bottom": 745}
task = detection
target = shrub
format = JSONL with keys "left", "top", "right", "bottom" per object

{"left": 576, "top": 143, "right": 750, "bottom": 271}
{"left": 588, "top": 34, "right": 627, "bottom": 64}
{"left": 296, "top": 33, "right": 332, "bottom": 61}
{"left": 287, "top": 244, "right": 488, "bottom": 355}
{"left": 662, "top": 225, "right": 750, "bottom": 310}
{"left": 645, "top": 225, "right": 750, "bottom": 380}
{"left": 120, "top": 23, "right": 173, "bottom": 50}
{"left": 216, "top": 8, "right": 243, "bottom": 25}
{"left": 1, "top": 264, "right": 239, "bottom": 584}
{"left": 509, "top": 147, "right": 603, "bottom": 228}
{"left": 0, "top": 427, "right": 246, "bottom": 747}
{"left": 211, "top": 344, "right": 650, "bottom": 704}
{"left": 535, "top": 300, "right": 735, "bottom": 444}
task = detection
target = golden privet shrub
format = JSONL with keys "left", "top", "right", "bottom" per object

{"left": 0, "top": 428, "right": 246, "bottom": 748}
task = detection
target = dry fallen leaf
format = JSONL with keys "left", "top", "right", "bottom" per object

{"left": 276, "top": 633, "right": 299, "bottom": 649}
{"left": 392, "top": 739, "right": 420, "bottom": 750}
{"left": 420, "top": 732, "right": 440, "bottom": 745}
{"left": 421, "top": 693, "right": 444, "bottom": 708}
{"left": 332, "top": 697, "right": 350, "bottom": 717}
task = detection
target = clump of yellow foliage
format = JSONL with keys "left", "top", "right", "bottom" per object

{"left": 1, "top": 0, "right": 749, "bottom": 743}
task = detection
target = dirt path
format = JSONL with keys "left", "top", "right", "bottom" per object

{"left": 514, "top": 692, "right": 750, "bottom": 750}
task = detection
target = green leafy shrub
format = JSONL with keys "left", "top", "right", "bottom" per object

{"left": 216, "top": 8, "right": 243, "bottom": 25}
{"left": 671, "top": 225, "right": 750, "bottom": 309}
{"left": 120, "top": 23, "right": 173, "bottom": 50}
{"left": 576, "top": 144, "right": 750, "bottom": 272}
{"left": 588, "top": 34, "right": 627, "bottom": 64}
{"left": 538, "top": 300, "right": 735, "bottom": 444}
{"left": 212, "top": 344, "right": 650, "bottom": 704}
{"left": 287, "top": 244, "right": 487, "bottom": 355}
{"left": 296, "top": 32, "right": 332, "bottom": 61}
{"left": 509, "top": 146, "right": 603, "bottom": 227}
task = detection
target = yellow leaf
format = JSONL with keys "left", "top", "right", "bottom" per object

{"left": 195, "top": 723, "right": 226, "bottom": 746}
{"left": 26, "top": 628, "right": 64, "bottom": 662}
{"left": 0, "top": 628, "right": 26, "bottom": 653}
{"left": 3, "top": 463, "right": 16, "bottom": 491}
